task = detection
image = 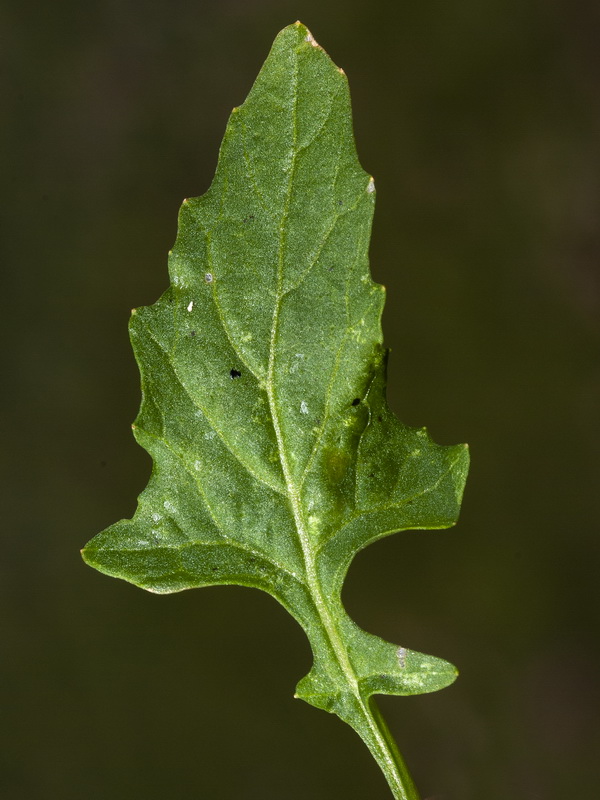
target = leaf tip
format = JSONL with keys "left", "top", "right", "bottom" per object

{"left": 367, "top": 177, "right": 376, "bottom": 194}
{"left": 291, "top": 20, "right": 322, "bottom": 49}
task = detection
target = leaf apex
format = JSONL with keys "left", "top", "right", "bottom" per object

{"left": 286, "top": 20, "right": 323, "bottom": 50}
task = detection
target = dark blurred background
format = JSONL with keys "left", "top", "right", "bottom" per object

{"left": 2, "top": 1, "right": 599, "bottom": 798}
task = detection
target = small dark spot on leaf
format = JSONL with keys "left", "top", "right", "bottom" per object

{"left": 351, "top": 398, "right": 360, "bottom": 406}
{"left": 369, "top": 472, "right": 374, "bottom": 478}
{"left": 338, "top": 200, "right": 343, "bottom": 206}
{"left": 377, "top": 414, "right": 382, "bottom": 422}
{"left": 243, "top": 214, "right": 255, "bottom": 223}
{"left": 211, "top": 566, "right": 219, "bottom": 572}
{"left": 230, "top": 369, "right": 241, "bottom": 379}
{"left": 190, "top": 330, "right": 196, "bottom": 337}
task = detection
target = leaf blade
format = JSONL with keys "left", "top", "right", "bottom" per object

{"left": 82, "top": 17, "right": 468, "bottom": 730}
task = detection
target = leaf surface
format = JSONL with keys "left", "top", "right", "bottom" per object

{"left": 82, "top": 21, "right": 468, "bottom": 777}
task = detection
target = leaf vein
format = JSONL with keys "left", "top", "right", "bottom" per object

{"left": 320, "top": 447, "right": 466, "bottom": 552}
{"left": 139, "top": 318, "right": 285, "bottom": 496}
{"left": 138, "top": 425, "right": 300, "bottom": 580}
{"left": 239, "top": 114, "right": 278, "bottom": 223}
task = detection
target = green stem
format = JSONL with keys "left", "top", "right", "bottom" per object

{"left": 353, "top": 697, "right": 421, "bottom": 800}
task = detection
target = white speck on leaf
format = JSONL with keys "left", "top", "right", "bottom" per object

{"left": 194, "top": 460, "right": 201, "bottom": 471}
{"left": 367, "top": 177, "right": 375, "bottom": 193}
{"left": 151, "top": 513, "right": 162, "bottom": 523}
{"left": 397, "top": 647, "right": 407, "bottom": 668}
{"left": 290, "top": 353, "right": 304, "bottom": 374}
{"left": 187, "top": 300, "right": 194, "bottom": 312}
{"left": 204, "top": 273, "right": 213, "bottom": 283}
{"left": 300, "top": 401, "right": 309, "bottom": 414}
{"left": 163, "top": 500, "right": 176, "bottom": 513}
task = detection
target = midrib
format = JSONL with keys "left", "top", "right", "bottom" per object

{"left": 262, "top": 48, "right": 402, "bottom": 792}
{"left": 262, "top": 51, "right": 360, "bottom": 697}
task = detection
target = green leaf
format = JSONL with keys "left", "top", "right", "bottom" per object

{"left": 82, "top": 22, "right": 468, "bottom": 799}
